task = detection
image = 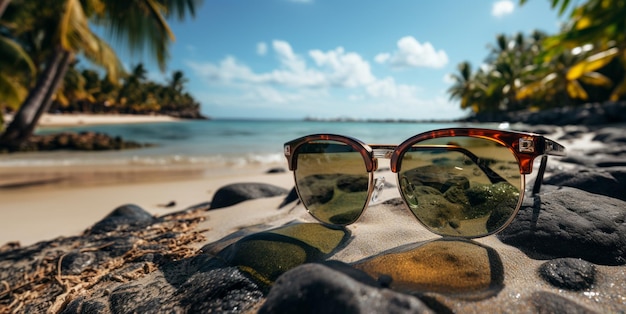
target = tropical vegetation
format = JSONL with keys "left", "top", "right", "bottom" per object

{"left": 448, "top": 0, "right": 626, "bottom": 117}
{"left": 55, "top": 62, "right": 201, "bottom": 117}
{"left": 0, "top": 0, "right": 203, "bottom": 150}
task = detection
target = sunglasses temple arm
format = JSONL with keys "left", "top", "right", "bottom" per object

{"left": 531, "top": 155, "right": 549, "bottom": 195}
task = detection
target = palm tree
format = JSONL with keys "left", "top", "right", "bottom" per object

{"left": 0, "top": 0, "right": 10, "bottom": 18}
{"left": 0, "top": 0, "right": 202, "bottom": 149}
{"left": 448, "top": 62, "right": 479, "bottom": 111}
{"left": 521, "top": 0, "right": 626, "bottom": 100}
{"left": 169, "top": 70, "right": 188, "bottom": 93}
{"left": 0, "top": 32, "right": 35, "bottom": 111}
{"left": 0, "top": 0, "right": 123, "bottom": 147}
{"left": 516, "top": 48, "right": 614, "bottom": 106}
{"left": 0, "top": 1, "right": 35, "bottom": 128}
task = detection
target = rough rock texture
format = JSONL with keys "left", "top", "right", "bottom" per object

{"left": 89, "top": 204, "right": 157, "bottom": 235}
{"left": 258, "top": 263, "right": 434, "bottom": 314}
{"left": 538, "top": 258, "right": 596, "bottom": 291}
{"left": 498, "top": 187, "right": 626, "bottom": 265}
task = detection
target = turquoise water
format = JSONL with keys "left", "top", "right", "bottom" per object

{"left": 0, "top": 119, "right": 496, "bottom": 167}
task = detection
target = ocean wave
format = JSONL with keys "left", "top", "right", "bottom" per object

{"left": 0, "top": 152, "right": 285, "bottom": 168}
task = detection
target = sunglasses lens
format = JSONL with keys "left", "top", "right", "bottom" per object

{"left": 294, "top": 140, "right": 370, "bottom": 225}
{"left": 398, "top": 137, "right": 522, "bottom": 237}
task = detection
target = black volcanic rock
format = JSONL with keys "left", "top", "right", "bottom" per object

{"left": 498, "top": 187, "right": 626, "bottom": 265}
{"left": 538, "top": 258, "right": 596, "bottom": 291}
{"left": 210, "top": 183, "right": 289, "bottom": 209}
{"left": 259, "top": 263, "right": 434, "bottom": 314}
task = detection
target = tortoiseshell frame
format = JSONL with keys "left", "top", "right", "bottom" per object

{"left": 284, "top": 128, "right": 566, "bottom": 237}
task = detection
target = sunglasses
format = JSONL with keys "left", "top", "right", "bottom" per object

{"left": 284, "top": 128, "right": 565, "bottom": 238}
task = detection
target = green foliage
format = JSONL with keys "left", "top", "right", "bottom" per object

{"left": 50, "top": 62, "right": 200, "bottom": 116}
{"left": 0, "top": 0, "right": 204, "bottom": 124}
{"left": 449, "top": 0, "right": 626, "bottom": 115}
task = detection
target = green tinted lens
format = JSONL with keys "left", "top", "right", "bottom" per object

{"left": 294, "top": 140, "right": 370, "bottom": 225}
{"left": 398, "top": 137, "right": 522, "bottom": 237}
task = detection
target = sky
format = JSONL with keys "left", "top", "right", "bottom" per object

{"left": 111, "top": 0, "right": 567, "bottom": 120}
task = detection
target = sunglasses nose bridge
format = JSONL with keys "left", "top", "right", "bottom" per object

{"left": 372, "top": 148, "right": 395, "bottom": 159}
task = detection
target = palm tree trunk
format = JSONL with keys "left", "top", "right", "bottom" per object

{"left": 0, "top": 0, "right": 10, "bottom": 19}
{"left": 0, "top": 46, "right": 72, "bottom": 149}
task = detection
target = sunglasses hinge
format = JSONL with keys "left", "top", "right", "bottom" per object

{"left": 518, "top": 138, "right": 535, "bottom": 153}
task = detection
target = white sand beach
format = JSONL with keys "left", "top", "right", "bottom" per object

{"left": 3, "top": 113, "right": 181, "bottom": 127}
{"left": 0, "top": 126, "right": 597, "bottom": 248}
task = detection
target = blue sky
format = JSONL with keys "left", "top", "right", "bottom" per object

{"left": 114, "top": 0, "right": 566, "bottom": 120}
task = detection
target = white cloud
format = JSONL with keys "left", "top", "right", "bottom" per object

{"left": 374, "top": 53, "right": 390, "bottom": 64}
{"left": 272, "top": 40, "right": 307, "bottom": 73}
{"left": 366, "top": 77, "right": 418, "bottom": 99}
{"left": 187, "top": 39, "right": 466, "bottom": 119}
{"left": 257, "top": 42, "right": 268, "bottom": 56}
{"left": 309, "top": 47, "right": 375, "bottom": 87}
{"left": 492, "top": 0, "right": 515, "bottom": 18}
{"left": 188, "top": 56, "right": 257, "bottom": 83}
{"left": 379, "top": 36, "right": 448, "bottom": 69}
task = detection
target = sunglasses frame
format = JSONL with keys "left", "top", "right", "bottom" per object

{"left": 284, "top": 128, "right": 565, "bottom": 238}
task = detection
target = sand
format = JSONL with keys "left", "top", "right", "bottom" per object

{"left": 1, "top": 125, "right": 625, "bottom": 312}
{"left": 0, "top": 125, "right": 594, "bottom": 248}
{"left": 0, "top": 162, "right": 292, "bottom": 247}
{"left": 3, "top": 113, "right": 181, "bottom": 127}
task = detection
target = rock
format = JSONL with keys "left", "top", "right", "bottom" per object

{"left": 529, "top": 291, "right": 597, "bottom": 314}
{"left": 62, "top": 257, "right": 265, "bottom": 313}
{"left": 210, "top": 183, "right": 289, "bottom": 209}
{"left": 158, "top": 201, "right": 177, "bottom": 208}
{"left": 543, "top": 168, "right": 626, "bottom": 200}
{"left": 258, "top": 263, "right": 434, "bottom": 314}
{"left": 538, "top": 258, "right": 596, "bottom": 291}
{"left": 89, "top": 204, "right": 156, "bottom": 235}
{"left": 60, "top": 296, "right": 107, "bottom": 314}
{"left": 592, "top": 127, "right": 626, "bottom": 144}
{"left": 61, "top": 251, "right": 97, "bottom": 276}
{"left": 595, "top": 158, "right": 626, "bottom": 167}
{"left": 278, "top": 187, "right": 299, "bottom": 208}
{"left": 1, "top": 131, "right": 150, "bottom": 153}
{"left": 498, "top": 187, "right": 626, "bottom": 265}
{"left": 266, "top": 167, "right": 287, "bottom": 174}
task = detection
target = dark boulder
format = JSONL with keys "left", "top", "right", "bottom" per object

{"left": 259, "top": 263, "right": 434, "bottom": 314}
{"left": 543, "top": 168, "right": 626, "bottom": 200}
{"left": 538, "top": 258, "right": 596, "bottom": 291}
{"left": 498, "top": 187, "right": 626, "bottom": 265}
{"left": 89, "top": 204, "right": 156, "bottom": 235}
{"left": 210, "top": 183, "right": 289, "bottom": 209}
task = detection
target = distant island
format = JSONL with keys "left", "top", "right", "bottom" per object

{"left": 41, "top": 64, "right": 208, "bottom": 121}
{"left": 302, "top": 116, "right": 459, "bottom": 124}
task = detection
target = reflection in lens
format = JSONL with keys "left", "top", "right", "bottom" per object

{"left": 295, "top": 140, "right": 370, "bottom": 225}
{"left": 397, "top": 137, "right": 521, "bottom": 237}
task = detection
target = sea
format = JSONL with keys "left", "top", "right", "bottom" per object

{"left": 0, "top": 119, "right": 502, "bottom": 169}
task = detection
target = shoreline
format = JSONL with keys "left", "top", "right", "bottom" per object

{"left": 1, "top": 123, "right": 625, "bottom": 312}
{"left": 3, "top": 113, "right": 182, "bottom": 127}
{"left": 0, "top": 124, "right": 601, "bottom": 247}
{"left": 0, "top": 161, "right": 290, "bottom": 247}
